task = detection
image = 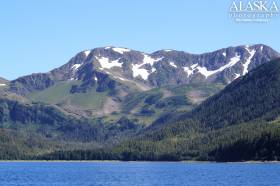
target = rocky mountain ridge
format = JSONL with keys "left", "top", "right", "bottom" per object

{"left": 8, "top": 44, "right": 280, "bottom": 95}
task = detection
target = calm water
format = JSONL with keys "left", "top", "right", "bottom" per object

{"left": 0, "top": 162, "right": 279, "bottom": 186}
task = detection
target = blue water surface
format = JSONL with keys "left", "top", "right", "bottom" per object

{"left": 0, "top": 162, "right": 279, "bottom": 186}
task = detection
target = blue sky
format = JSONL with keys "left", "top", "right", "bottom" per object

{"left": 0, "top": 0, "right": 279, "bottom": 80}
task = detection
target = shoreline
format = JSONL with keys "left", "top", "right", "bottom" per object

{"left": 0, "top": 160, "right": 279, "bottom": 163}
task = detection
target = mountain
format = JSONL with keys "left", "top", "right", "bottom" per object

{"left": 73, "top": 58, "right": 280, "bottom": 161}
{"left": 0, "top": 77, "right": 8, "bottom": 85}
{"left": 9, "top": 44, "right": 280, "bottom": 94}
{"left": 5, "top": 44, "right": 279, "bottom": 119}
{"left": 1, "top": 45, "right": 280, "bottom": 161}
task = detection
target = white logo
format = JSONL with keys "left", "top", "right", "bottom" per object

{"left": 229, "top": 0, "right": 279, "bottom": 23}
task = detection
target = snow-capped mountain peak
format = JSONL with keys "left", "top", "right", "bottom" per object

{"left": 10, "top": 44, "right": 279, "bottom": 95}
{"left": 111, "top": 47, "right": 131, "bottom": 54}
{"left": 52, "top": 44, "right": 280, "bottom": 86}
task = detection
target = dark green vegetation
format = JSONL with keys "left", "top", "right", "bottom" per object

{"left": 1, "top": 57, "right": 280, "bottom": 161}
{"left": 39, "top": 122, "right": 280, "bottom": 161}
{"left": 0, "top": 81, "right": 222, "bottom": 160}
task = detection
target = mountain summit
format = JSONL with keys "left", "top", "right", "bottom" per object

{"left": 8, "top": 44, "right": 280, "bottom": 96}
{"left": 52, "top": 44, "right": 280, "bottom": 87}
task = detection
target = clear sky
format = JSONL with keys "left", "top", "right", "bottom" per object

{"left": 0, "top": 0, "right": 279, "bottom": 80}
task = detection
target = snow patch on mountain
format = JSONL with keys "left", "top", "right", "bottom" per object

{"left": 183, "top": 54, "right": 241, "bottom": 78}
{"left": 183, "top": 67, "right": 193, "bottom": 77}
{"left": 197, "top": 54, "right": 241, "bottom": 78}
{"left": 170, "top": 62, "right": 177, "bottom": 68}
{"left": 223, "top": 52, "right": 226, "bottom": 57}
{"left": 131, "top": 55, "right": 163, "bottom": 80}
{"left": 242, "top": 47, "right": 256, "bottom": 75}
{"left": 196, "top": 66, "right": 214, "bottom": 78}
{"left": 0, "top": 83, "right": 6, "bottom": 86}
{"left": 183, "top": 64, "right": 198, "bottom": 77}
{"left": 143, "top": 55, "right": 163, "bottom": 66}
{"left": 132, "top": 64, "right": 149, "bottom": 80}
{"left": 112, "top": 47, "right": 131, "bottom": 54}
{"left": 71, "top": 64, "right": 81, "bottom": 71}
{"left": 97, "top": 57, "right": 123, "bottom": 69}
{"left": 235, "top": 73, "right": 241, "bottom": 79}
{"left": 84, "top": 50, "right": 91, "bottom": 57}
{"left": 191, "top": 64, "right": 198, "bottom": 69}
{"left": 69, "top": 64, "right": 82, "bottom": 81}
